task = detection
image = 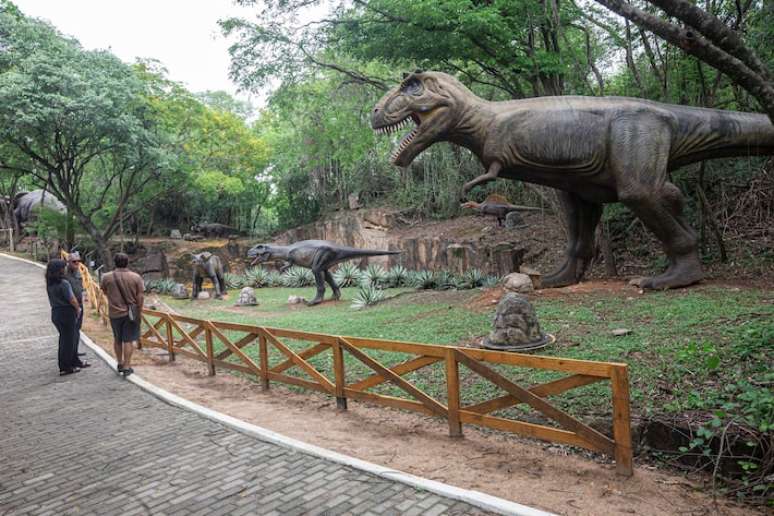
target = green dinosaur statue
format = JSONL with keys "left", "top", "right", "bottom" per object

{"left": 372, "top": 71, "right": 774, "bottom": 290}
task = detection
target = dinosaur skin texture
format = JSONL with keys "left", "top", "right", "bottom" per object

{"left": 247, "top": 240, "right": 399, "bottom": 306}
{"left": 372, "top": 71, "right": 774, "bottom": 289}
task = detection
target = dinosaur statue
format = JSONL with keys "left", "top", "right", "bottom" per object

{"left": 191, "top": 223, "right": 241, "bottom": 239}
{"left": 371, "top": 71, "right": 774, "bottom": 290}
{"left": 461, "top": 194, "right": 541, "bottom": 227}
{"left": 247, "top": 240, "right": 400, "bottom": 305}
{"left": 191, "top": 252, "right": 226, "bottom": 300}
{"left": 13, "top": 190, "right": 67, "bottom": 227}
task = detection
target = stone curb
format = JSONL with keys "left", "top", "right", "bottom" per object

{"left": 1, "top": 252, "right": 554, "bottom": 516}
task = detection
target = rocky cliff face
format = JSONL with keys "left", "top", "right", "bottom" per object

{"left": 274, "top": 209, "right": 529, "bottom": 276}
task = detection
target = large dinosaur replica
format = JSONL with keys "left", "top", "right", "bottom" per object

{"left": 247, "top": 240, "right": 399, "bottom": 305}
{"left": 371, "top": 71, "right": 774, "bottom": 289}
{"left": 13, "top": 190, "right": 67, "bottom": 227}
{"left": 191, "top": 252, "right": 226, "bottom": 300}
{"left": 191, "top": 222, "right": 242, "bottom": 239}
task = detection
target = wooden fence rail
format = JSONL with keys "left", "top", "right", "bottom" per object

{"left": 69, "top": 253, "right": 633, "bottom": 476}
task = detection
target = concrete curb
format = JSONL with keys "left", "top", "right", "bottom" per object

{"left": 1, "top": 253, "right": 554, "bottom": 516}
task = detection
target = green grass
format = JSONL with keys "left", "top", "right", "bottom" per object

{"left": 157, "top": 285, "right": 773, "bottom": 432}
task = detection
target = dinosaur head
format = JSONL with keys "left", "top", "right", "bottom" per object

{"left": 247, "top": 244, "right": 273, "bottom": 266}
{"left": 372, "top": 70, "right": 473, "bottom": 167}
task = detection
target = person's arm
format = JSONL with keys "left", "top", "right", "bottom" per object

{"left": 64, "top": 282, "right": 81, "bottom": 316}
{"left": 135, "top": 275, "right": 144, "bottom": 311}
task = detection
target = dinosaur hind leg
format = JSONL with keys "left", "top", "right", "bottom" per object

{"left": 306, "top": 269, "right": 327, "bottom": 306}
{"left": 324, "top": 270, "right": 341, "bottom": 300}
{"left": 542, "top": 192, "right": 602, "bottom": 288}
{"left": 624, "top": 182, "right": 702, "bottom": 289}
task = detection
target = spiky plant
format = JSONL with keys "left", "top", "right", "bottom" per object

{"left": 434, "top": 270, "right": 456, "bottom": 290}
{"left": 144, "top": 278, "right": 177, "bottom": 294}
{"left": 350, "top": 284, "right": 386, "bottom": 310}
{"left": 265, "top": 271, "right": 283, "bottom": 287}
{"left": 482, "top": 275, "right": 501, "bottom": 288}
{"left": 281, "top": 266, "right": 315, "bottom": 287}
{"left": 244, "top": 267, "right": 269, "bottom": 288}
{"left": 386, "top": 265, "right": 408, "bottom": 288}
{"left": 224, "top": 272, "right": 246, "bottom": 289}
{"left": 462, "top": 268, "right": 486, "bottom": 289}
{"left": 411, "top": 270, "right": 436, "bottom": 289}
{"left": 360, "top": 263, "right": 388, "bottom": 289}
{"left": 332, "top": 262, "right": 362, "bottom": 287}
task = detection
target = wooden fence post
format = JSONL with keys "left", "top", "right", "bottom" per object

{"left": 259, "top": 333, "right": 269, "bottom": 390}
{"left": 205, "top": 325, "right": 215, "bottom": 376}
{"left": 611, "top": 365, "right": 633, "bottom": 477}
{"left": 333, "top": 339, "right": 347, "bottom": 410}
{"left": 445, "top": 349, "right": 463, "bottom": 438}
{"left": 166, "top": 316, "right": 175, "bottom": 362}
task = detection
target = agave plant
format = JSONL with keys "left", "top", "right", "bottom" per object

{"left": 265, "top": 271, "right": 283, "bottom": 287}
{"left": 360, "top": 263, "right": 388, "bottom": 289}
{"left": 350, "top": 284, "right": 386, "bottom": 310}
{"left": 434, "top": 270, "right": 456, "bottom": 290}
{"left": 457, "top": 268, "right": 485, "bottom": 289}
{"left": 332, "top": 262, "right": 362, "bottom": 287}
{"left": 281, "top": 266, "right": 315, "bottom": 287}
{"left": 244, "top": 267, "right": 269, "bottom": 288}
{"left": 410, "top": 270, "right": 436, "bottom": 289}
{"left": 386, "top": 265, "right": 408, "bottom": 288}
{"left": 144, "top": 278, "right": 177, "bottom": 294}
{"left": 482, "top": 275, "right": 501, "bottom": 288}
{"left": 224, "top": 272, "right": 246, "bottom": 289}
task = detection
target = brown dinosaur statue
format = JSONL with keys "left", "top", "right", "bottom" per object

{"left": 371, "top": 71, "right": 774, "bottom": 289}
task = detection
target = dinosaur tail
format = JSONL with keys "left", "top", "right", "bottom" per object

{"left": 670, "top": 108, "right": 774, "bottom": 168}
{"left": 339, "top": 248, "right": 401, "bottom": 259}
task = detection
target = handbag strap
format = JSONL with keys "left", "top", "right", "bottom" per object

{"left": 113, "top": 271, "right": 133, "bottom": 307}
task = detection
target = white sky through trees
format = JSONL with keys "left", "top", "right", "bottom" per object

{"left": 13, "top": 0, "right": 257, "bottom": 102}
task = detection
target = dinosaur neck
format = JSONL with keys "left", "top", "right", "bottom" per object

{"left": 270, "top": 246, "right": 291, "bottom": 261}
{"left": 447, "top": 96, "right": 496, "bottom": 160}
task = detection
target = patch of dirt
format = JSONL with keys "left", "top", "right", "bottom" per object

{"left": 83, "top": 316, "right": 760, "bottom": 516}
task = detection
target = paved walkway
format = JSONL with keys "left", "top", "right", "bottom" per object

{"left": 0, "top": 255, "right": 490, "bottom": 516}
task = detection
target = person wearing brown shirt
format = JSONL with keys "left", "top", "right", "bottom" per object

{"left": 100, "top": 252, "right": 144, "bottom": 376}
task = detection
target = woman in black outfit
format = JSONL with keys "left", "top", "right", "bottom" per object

{"left": 46, "top": 259, "right": 82, "bottom": 375}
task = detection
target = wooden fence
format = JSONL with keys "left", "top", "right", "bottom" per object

{"left": 71, "top": 254, "right": 633, "bottom": 476}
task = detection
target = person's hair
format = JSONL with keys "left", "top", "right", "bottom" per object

{"left": 45, "top": 259, "right": 67, "bottom": 287}
{"left": 114, "top": 252, "right": 129, "bottom": 268}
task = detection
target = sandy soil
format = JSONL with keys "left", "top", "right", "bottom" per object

{"left": 83, "top": 316, "right": 758, "bottom": 516}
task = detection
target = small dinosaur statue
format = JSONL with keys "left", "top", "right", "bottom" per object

{"left": 247, "top": 240, "right": 400, "bottom": 306}
{"left": 461, "top": 194, "right": 541, "bottom": 227}
{"left": 191, "top": 252, "right": 226, "bottom": 300}
{"left": 371, "top": 71, "right": 774, "bottom": 290}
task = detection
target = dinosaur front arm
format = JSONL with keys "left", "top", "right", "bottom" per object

{"left": 462, "top": 161, "right": 502, "bottom": 197}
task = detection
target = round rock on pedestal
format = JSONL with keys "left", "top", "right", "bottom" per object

{"left": 483, "top": 293, "right": 551, "bottom": 352}
{"left": 236, "top": 287, "right": 258, "bottom": 306}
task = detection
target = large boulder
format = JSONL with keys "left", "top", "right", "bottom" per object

{"left": 483, "top": 293, "right": 550, "bottom": 351}
{"left": 170, "top": 229, "right": 182, "bottom": 240}
{"left": 505, "top": 211, "right": 525, "bottom": 229}
{"left": 134, "top": 249, "right": 169, "bottom": 281}
{"left": 503, "top": 272, "right": 534, "bottom": 293}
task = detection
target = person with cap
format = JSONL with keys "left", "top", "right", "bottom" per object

{"left": 65, "top": 251, "right": 90, "bottom": 368}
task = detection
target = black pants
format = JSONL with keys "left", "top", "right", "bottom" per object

{"left": 52, "top": 306, "right": 78, "bottom": 372}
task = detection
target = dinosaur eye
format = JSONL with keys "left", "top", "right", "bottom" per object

{"left": 401, "top": 77, "right": 422, "bottom": 95}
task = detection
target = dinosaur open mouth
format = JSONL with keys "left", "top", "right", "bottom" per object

{"left": 374, "top": 114, "right": 421, "bottom": 165}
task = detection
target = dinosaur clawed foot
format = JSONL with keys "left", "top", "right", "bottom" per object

{"left": 541, "top": 258, "right": 585, "bottom": 289}
{"left": 629, "top": 256, "right": 703, "bottom": 290}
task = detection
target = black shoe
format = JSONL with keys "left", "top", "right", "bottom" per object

{"left": 77, "top": 352, "right": 86, "bottom": 356}
{"left": 121, "top": 367, "right": 134, "bottom": 377}
{"left": 59, "top": 368, "right": 80, "bottom": 376}
{"left": 75, "top": 362, "right": 91, "bottom": 368}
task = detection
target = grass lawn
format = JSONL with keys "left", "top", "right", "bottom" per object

{"left": 158, "top": 284, "right": 773, "bottom": 432}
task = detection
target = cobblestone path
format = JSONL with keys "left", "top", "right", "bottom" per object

{"left": 0, "top": 255, "right": 490, "bottom": 516}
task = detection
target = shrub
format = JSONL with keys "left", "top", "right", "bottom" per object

{"left": 482, "top": 275, "right": 501, "bottom": 288}
{"left": 224, "top": 272, "right": 246, "bottom": 289}
{"left": 144, "top": 278, "right": 177, "bottom": 294}
{"left": 333, "top": 262, "right": 362, "bottom": 287}
{"left": 244, "top": 267, "right": 269, "bottom": 288}
{"left": 351, "top": 284, "right": 386, "bottom": 309}
{"left": 281, "top": 266, "right": 315, "bottom": 287}
{"left": 434, "top": 270, "right": 456, "bottom": 290}
{"left": 386, "top": 265, "right": 408, "bottom": 287}
{"left": 265, "top": 271, "right": 283, "bottom": 287}
{"left": 410, "top": 270, "right": 436, "bottom": 289}
{"left": 360, "top": 263, "right": 388, "bottom": 288}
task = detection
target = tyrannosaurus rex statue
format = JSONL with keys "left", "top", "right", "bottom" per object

{"left": 371, "top": 71, "right": 774, "bottom": 290}
{"left": 247, "top": 240, "right": 400, "bottom": 305}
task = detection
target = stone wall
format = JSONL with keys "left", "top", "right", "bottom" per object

{"left": 275, "top": 209, "right": 525, "bottom": 276}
